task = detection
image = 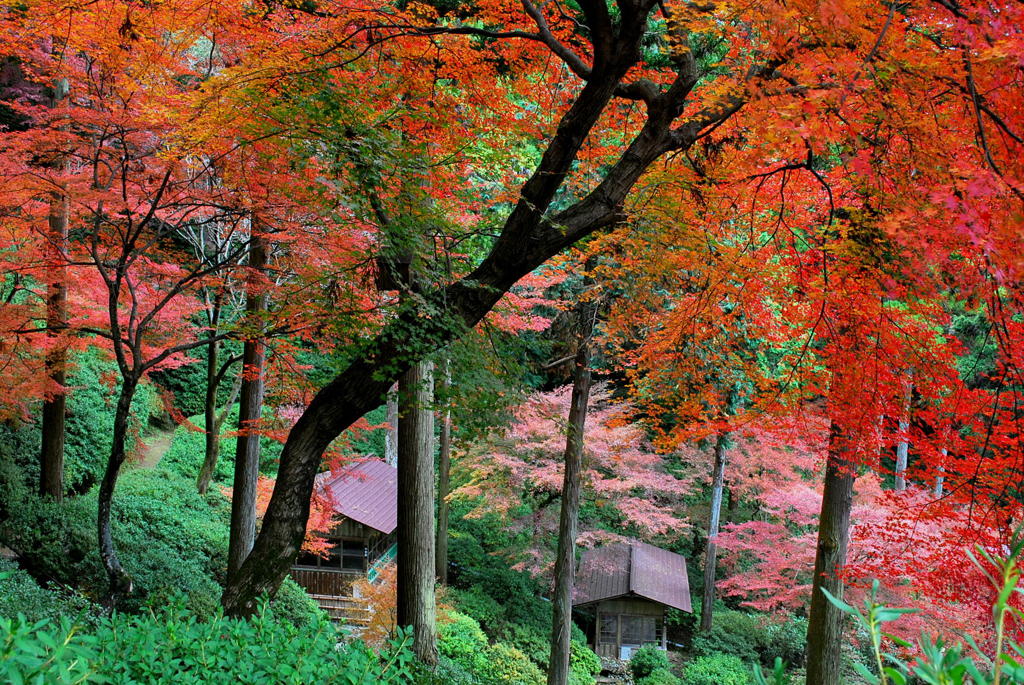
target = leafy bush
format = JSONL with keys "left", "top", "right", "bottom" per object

{"left": 569, "top": 638, "right": 602, "bottom": 685}
{"left": 683, "top": 654, "right": 752, "bottom": 685}
{"left": 632, "top": 645, "right": 672, "bottom": 679}
{"left": 439, "top": 610, "right": 492, "bottom": 675}
{"left": 638, "top": 667, "right": 682, "bottom": 685}
{"left": 95, "top": 603, "right": 415, "bottom": 684}
{"left": 427, "top": 655, "right": 479, "bottom": 685}
{"left": 0, "top": 466, "right": 232, "bottom": 614}
{"left": 160, "top": 406, "right": 282, "bottom": 486}
{"left": 691, "top": 610, "right": 761, "bottom": 663}
{"left": 268, "top": 576, "right": 325, "bottom": 626}
{"left": 445, "top": 502, "right": 599, "bottom": 682}
{"left": 64, "top": 349, "right": 159, "bottom": 491}
{"left": 449, "top": 585, "right": 505, "bottom": 633}
{"left": 0, "top": 614, "right": 97, "bottom": 684}
{"left": 692, "top": 610, "right": 806, "bottom": 668}
{"left": 150, "top": 345, "right": 242, "bottom": 418}
{"left": 0, "top": 601, "right": 415, "bottom": 684}
{"left": 758, "top": 615, "right": 807, "bottom": 668}
{"left": 0, "top": 560, "right": 97, "bottom": 625}
{"left": 488, "top": 642, "right": 546, "bottom": 685}
{"left": 0, "top": 348, "right": 158, "bottom": 495}
{"left": 439, "top": 610, "right": 552, "bottom": 684}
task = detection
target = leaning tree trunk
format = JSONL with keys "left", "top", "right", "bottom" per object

{"left": 397, "top": 359, "right": 437, "bottom": 664}
{"left": 435, "top": 357, "right": 452, "bottom": 584}
{"left": 547, "top": 289, "right": 597, "bottom": 685}
{"left": 228, "top": 236, "right": 268, "bottom": 576}
{"left": 700, "top": 431, "right": 729, "bottom": 633}
{"left": 39, "top": 185, "right": 69, "bottom": 500}
{"left": 197, "top": 294, "right": 223, "bottom": 495}
{"left": 219, "top": 22, "right": 727, "bottom": 614}
{"left": 805, "top": 424, "right": 856, "bottom": 685}
{"left": 97, "top": 376, "right": 140, "bottom": 608}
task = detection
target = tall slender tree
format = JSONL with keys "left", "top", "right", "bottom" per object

{"left": 228, "top": 232, "right": 269, "bottom": 576}
{"left": 700, "top": 431, "right": 730, "bottom": 633}
{"left": 547, "top": 278, "right": 598, "bottom": 685}
{"left": 804, "top": 424, "right": 856, "bottom": 685}
{"left": 435, "top": 356, "right": 452, "bottom": 584}
{"left": 38, "top": 77, "right": 69, "bottom": 500}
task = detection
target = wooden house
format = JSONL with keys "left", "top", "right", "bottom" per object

{"left": 290, "top": 458, "right": 398, "bottom": 599}
{"left": 572, "top": 542, "right": 692, "bottom": 660}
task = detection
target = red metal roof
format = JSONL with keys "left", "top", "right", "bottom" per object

{"left": 316, "top": 458, "right": 398, "bottom": 534}
{"left": 573, "top": 541, "right": 692, "bottom": 612}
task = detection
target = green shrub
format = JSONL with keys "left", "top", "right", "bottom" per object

{"left": 425, "top": 655, "right": 479, "bottom": 685}
{"left": 487, "top": 642, "right": 545, "bottom": 685}
{"left": 0, "top": 614, "right": 97, "bottom": 684}
{"left": 2, "top": 601, "right": 416, "bottom": 684}
{"left": 631, "top": 645, "right": 672, "bottom": 679}
{"left": 268, "top": 576, "right": 326, "bottom": 626}
{"left": 160, "top": 406, "right": 282, "bottom": 486}
{"left": 439, "top": 610, "right": 491, "bottom": 675}
{"left": 0, "top": 561, "right": 98, "bottom": 625}
{"left": 0, "top": 467, "right": 231, "bottom": 614}
{"left": 638, "top": 667, "right": 682, "bottom": 685}
{"left": 569, "top": 639, "right": 602, "bottom": 685}
{"left": 0, "top": 348, "right": 158, "bottom": 495}
{"left": 64, "top": 349, "right": 158, "bottom": 491}
{"left": 758, "top": 615, "right": 807, "bottom": 668}
{"left": 683, "top": 654, "right": 751, "bottom": 685}
{"left": 150, "top": 345, "right": 242, "bottom": 418}
{"left": 692, "top": 610, "right": 806, "bottom": 668}
{"left": 691, "top": 610, "right": 762, "bottom": 664}
{"left": 450, "top": 585, "right": 506, "bottom": 633}
{"left": 94, "top": 603, "right": 416, "bottom": 684}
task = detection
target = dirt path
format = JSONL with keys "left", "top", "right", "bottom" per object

{"left": 137, "top": 428, "right": 175, "bottom": 469}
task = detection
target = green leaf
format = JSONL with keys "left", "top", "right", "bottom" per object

{"left": 820, "top": 586, "right": 857, "bottom": 616}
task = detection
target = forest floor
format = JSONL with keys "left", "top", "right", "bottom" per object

{"left": 136, "top": 428, "right": 175, "bottom": 469}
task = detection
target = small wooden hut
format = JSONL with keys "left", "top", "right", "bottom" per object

{"left": 573, "top": 541, "right": 692, "bottom": 659}
{"left": 290, "top": 458, "right": 398, "bottom": 597}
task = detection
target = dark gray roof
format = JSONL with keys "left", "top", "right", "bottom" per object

{"left": 316, "top": 458, "right": 398, "bottom": 534}
{"left": 573, "top": 541, "right": 692, "bottom": 612}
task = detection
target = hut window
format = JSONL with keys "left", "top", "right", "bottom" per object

{"left": 620, "top": 615, "right": 661, "bottom": 646}
{"left": 340, "top": 540, "right": 367, "bottom": 571}
{"left": 599, "top": 615, "right": 618, "bottom": 645}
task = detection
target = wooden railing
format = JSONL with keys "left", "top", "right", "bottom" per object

{"left": 290, "top": 567, "right": 359, "bottom": 597}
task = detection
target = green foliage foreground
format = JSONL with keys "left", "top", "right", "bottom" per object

{"left": 0, "top": 598, "right": 416, "bottom": 685}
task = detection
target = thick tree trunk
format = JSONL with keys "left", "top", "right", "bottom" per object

{"left": 435, "top": 358, "right": 452, "bottom": 584}
{"left": 228, "top": 236, "right": 268, "bottom": 576}
{"left": 39, "top": 188, "right": 69, "bottom": 500}
{"left": 397, "top": 359, "right": 436, "bottom": 664}
{"left": 805, "top": 424, "right": 855, "bottom": 685}
{"left": 98, "top": 377, "right": 139, "bottom": 608}
{"left": 700, "top": 432, "right": 729, "bottom": 633}
{"left": 220, "top": 26, "right": 723, "bottom": 615}
{"left": 197, "top": 295, "right": 223, "bottom": 495}
{"left": 39, "top": 77, "right": 71, "bottom": 500}
{"left": 385, "top": 383, "right": 398, "bottom": 467}
{"left": 547, "top": 292, "right": 597, "bottom": 685}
